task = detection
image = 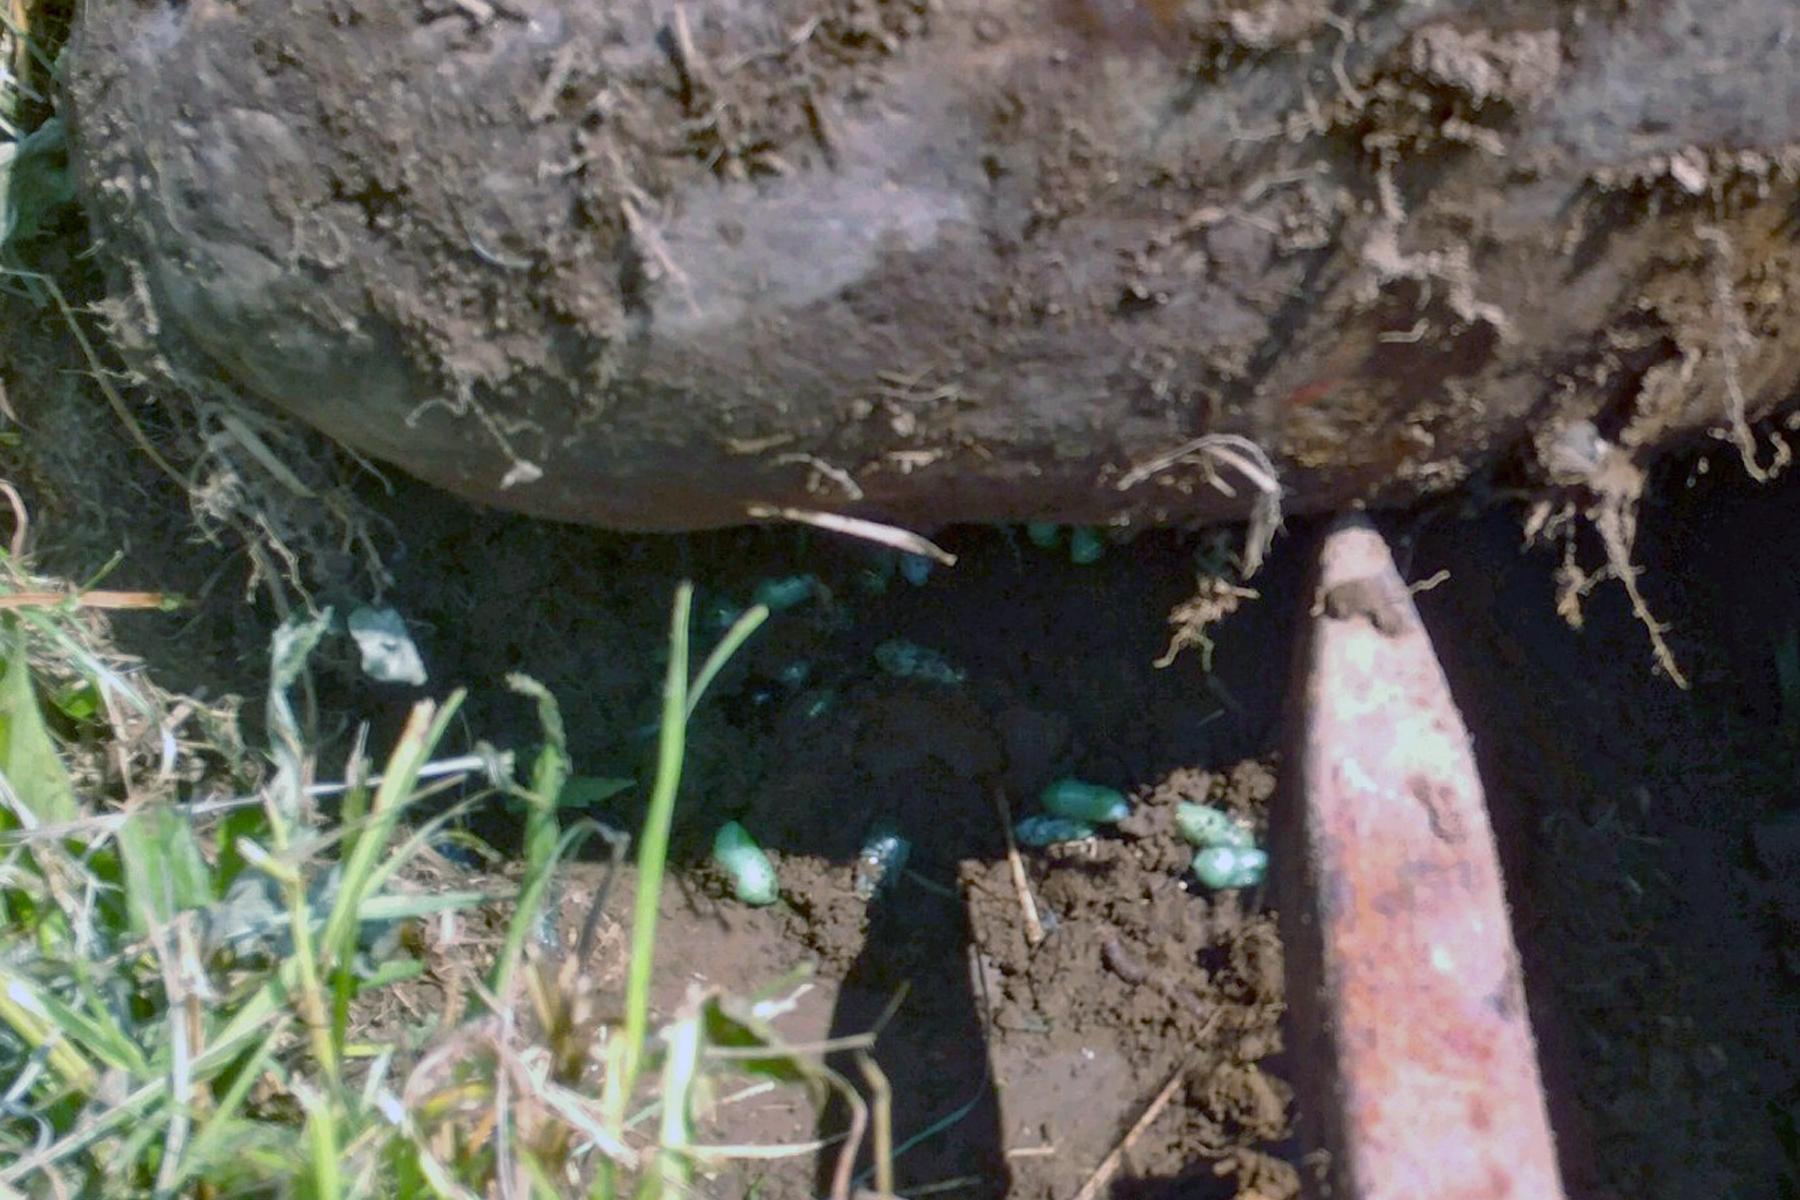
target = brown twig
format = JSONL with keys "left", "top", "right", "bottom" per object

{"left": 1070, "top": 1020, "right": 1218, "bottom": 1200}
{"left": 856, "top": 1051, "right": 895, "bottom": 1199}
{"left": 988, "top": 787, "right": 1045, "bottom": 949}
{"left": 824, "top": 1063, "right": 868, "bottom": 1200}
{"left": 0, "top": 590, "right": 173, "bottom": 611}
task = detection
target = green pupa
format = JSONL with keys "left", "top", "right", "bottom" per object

{"left": 853, "top": 824, "right": 911, "bottom": 899}
{"left": 1041, "top": 778, "right": 1131, "bottom": 824}
{"left": 1025, "top": 522, "right": 1063, "bottom": 549}
{"left": 752, "top": 575, "right": 819, "bottom": 612}
{"left": 1068, "top": 528, "right": 1106, "bottom": 565}
{"left": 874, "top": 639, "right": 966, "bottom": 685}
{"left": 713, "top": 821, "right": 779, "bottom": 906}
{"left": 1013, "top": 814, "right": 1097, "bottom": 847}
{"left": 1175, "top": 802, "right": 1256, "bottom": 850}
{"left": 1191, "top": 845, "right": 1268, "bottom": 890}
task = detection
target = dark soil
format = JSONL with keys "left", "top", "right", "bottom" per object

{"left": 337, "top": 456, "right": 1800, "bottom": 1200}
{"left": 7, "top": 290, "right": 1800, "bottom": 1198}
{"left": 413, "top": 517, "right": 1308, "bottom": 1200}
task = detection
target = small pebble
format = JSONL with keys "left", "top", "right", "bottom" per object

{"left": 875, "top": 639, "right": 966, "bottom": 685}
{"left": 752, "top": 575, "right": 819, "bottom": 612}
{"left": 347, "top": 606, "right": 428, "bottom": 686}
{"left": 773, "top": 658, "right": 812, "bottom": 689}
{"left": 854, "top": 824, "right": 911, "bottom": 900}
{"left": 796, "top": 687, "right": 837, "bottom": 720}
{"left": 1101, "top": 934, "right": 1150, "bottom": 984}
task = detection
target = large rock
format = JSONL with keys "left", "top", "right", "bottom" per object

{"left": 65, "top": 0, "right": 1800, "bottom": 530}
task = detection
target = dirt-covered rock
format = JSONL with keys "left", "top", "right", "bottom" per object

{"left": 64, "top": 0, "right": 1800, "bottom": 530}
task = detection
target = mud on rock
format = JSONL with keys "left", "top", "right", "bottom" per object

{"left": 64, "top": 0, "right": 1800, "bottom": 530}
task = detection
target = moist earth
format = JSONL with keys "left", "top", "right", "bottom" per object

{"left": 7, "top": 328, "right": 1800, "bottom": 1194}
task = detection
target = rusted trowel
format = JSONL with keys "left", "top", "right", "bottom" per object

{"left": 1271, "top": 515, "right": 1566, "bottom": 1200}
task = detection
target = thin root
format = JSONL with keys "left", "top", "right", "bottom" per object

{"left": 1698, "top": 225, "right": 1791, "bottom": 483}
{"left": 745, "top": 505, "right": 955, "bottom": 565}
{"left": 1116, "top": 434, "right": 1282, "bottom": 575}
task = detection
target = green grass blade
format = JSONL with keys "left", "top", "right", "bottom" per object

{"left": 489, "top": 676, "right": 570, "bottom": 1000}
{"left": 170, "top": 1024, "right": 284, "bottom": 1191}
{"left": 27, "top": 974, "right": 146, "bottom": 1076}
{"left": 618, "top": 583, "right": 693, "bottom": 1104}
{"left": 358, "top": 795, "right": 483, "bottom": 900}
{"left": 0, "top": 990, "right": 300, "bottom": 1186}
{"left": 320, "top": 693, "right": 464, "bottom": 967}
{"left": 303, "top": 1087, "right": 344, "bottom": 1200}
{"left": 685, "top": 605, "right": 769, "bottom": 718}
{"left": 644, "top": 1014, "right": 701, "bottom": 1200}
{"left": 208, "top": 956, "right": 307, "bottom": 1062}
{"left": 0, "top": 624, "right": 76, "bottom": 826}
{"left": 15, "top": 607, "right": 154, "bottom": 719}
{"left": 355, "top": 958, "right": 426, "bottom": 991}
{"left": 355, "top": 891, "right": 487, "bottom": 923}
{"left": 117, "top": 803, "right": 215, "bottom": 935}
{"left": 0, "top": 965, "right": 98, "bottom": 1095}
{"left": 280, "top": 845, "right": 339, "bottom": 1092}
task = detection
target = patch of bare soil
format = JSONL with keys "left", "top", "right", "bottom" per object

{"left": 505, "top": 757, "right": 1293, "bottom": 1200}
{"left": 282, "top": 465, "right": 1800, "bottom": 1200}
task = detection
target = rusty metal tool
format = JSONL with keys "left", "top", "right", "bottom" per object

{"left": 1272, "top": 515, "right": 1565, "bottom": 1200}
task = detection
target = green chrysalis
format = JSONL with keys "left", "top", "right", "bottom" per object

{"left": 713, "top": 821, "right": 779, "bottom": 906}
{"left": 1191, "top": 845, "right": 1268, "bottom": 890}
{"left": 1013, "top": 815, "right": 1098, "bottom": 847}
{"left": 1041, "top": 778, "right": 1131, "bottom": 824}
{"left": 1175, "top": 802, "right": 1255, "bottom": 850}
{"left": 1069, "top": 527, "right": 1106, "bottom": 565}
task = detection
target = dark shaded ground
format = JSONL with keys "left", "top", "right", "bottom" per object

{"left": 7, "top": 305, "right": 1800, "bottom": 1194}
{"left": 1411, "top": 466, "right": 1800, "bottom": 1200}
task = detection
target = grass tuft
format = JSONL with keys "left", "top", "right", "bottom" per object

{"left": 0, "top": 555, "right": 881, "bottom": 1198}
